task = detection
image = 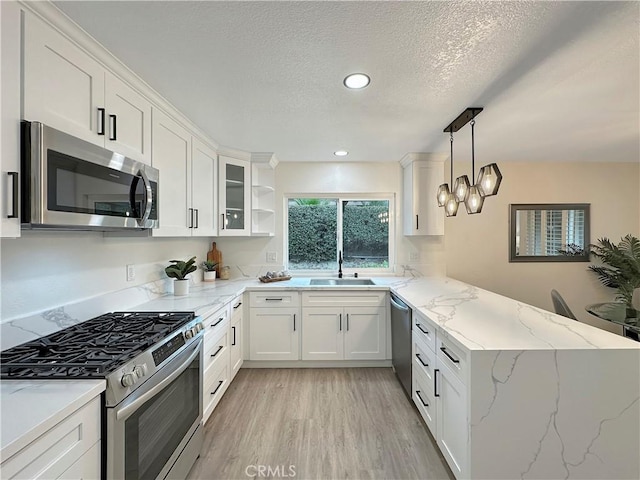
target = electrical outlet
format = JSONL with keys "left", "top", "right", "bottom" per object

{"left": 266, "top": 251, "right": 277, "bottom": 263}
{"left": 126, "top": 264, "right": 135, "bottom": 282}
{"left": 409, "top": 252, "right": 420, "bottom": 261}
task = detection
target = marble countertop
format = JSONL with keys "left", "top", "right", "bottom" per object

{"left": 134, "top": 276, "right": 639, "bottom": 351}
{"left": 2, "top": 275, "right": 637, "bottom": 465}
{"left": 0, "top": 379, "right": 105, "bottom": 461}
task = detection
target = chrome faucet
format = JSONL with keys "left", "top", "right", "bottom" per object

{"left": 338, "top": 250, "right": 343, "bottom": 278}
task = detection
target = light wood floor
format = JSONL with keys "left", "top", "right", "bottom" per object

{"left": 187, "top": 368, "right": 454, "bottom": 480}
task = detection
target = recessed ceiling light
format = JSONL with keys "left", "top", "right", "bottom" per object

{"left": 343, "top": 73, "right": 370, "bottom": 89}
{"left": 334, "top": 150, "right": 349, "bottom": 157}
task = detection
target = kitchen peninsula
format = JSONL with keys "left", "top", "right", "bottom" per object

{"left": 2, "top": 275, "right": 638, "bottom": 479}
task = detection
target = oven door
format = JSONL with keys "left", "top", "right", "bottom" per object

{"left": 107, "top": 338, "right": 203, "bottom": 480}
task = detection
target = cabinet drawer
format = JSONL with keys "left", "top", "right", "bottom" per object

{"left": 414, "top": 312, "right": 437, "bottom": 352}
{"left": 250, "top": 291, "right": 300, "bottom": 307}
{"left": 229, "top": 295, "right": 244, "bottom": 319}
{"left": 1, "top": 396, "right": 100, "bottom": 479}
{"left": 413, "top": 366, "right": 436, "bottom": 436}
{"left": 202, "top": 305, "right": 229, "bottom": 339}
{"left": 302, "top": 291, "right": 386, "bottom": 307}
{"left": 203, "top": 356, "right": 230, "bottom": 424}
{"left": 413, "top": 333, "right": 436, "bottom": 388}
{"left": 436, "top": 335, "right": 468, "bottom": 386}
{"left": 204, "top": 329, "right": 229, "bottom": 372}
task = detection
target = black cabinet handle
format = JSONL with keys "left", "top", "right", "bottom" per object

{"left": 415, "top": 353, "right": 428, "bottom": 367}
{"left": 232, "top": 326, "right": 236, "bottom": 346}
{"left": 233, "top": 302, "right": 242, "bottom": 309}
{"left": 293, "top": 313, "right": 296, "bottom": 332}
{"left": 339, "top": 313, "right": 342, "bottom": 331}
{"left": 7, "top": 172, "right": 18, "bottom": 218}
{"left": 346, "top": 313, "right": 349, "bottom": 331}
{"left": 434, "top": 369, "right": 440, "bottom": 397}
{"left": 212, "top": 317, "right": 224, "bottom": 327}
{"left": 265, "top": 298, "right": 283, "bottom": 302}
{"left": 195, "top": 209, "right": 199, "bottom": 228}
{"left": 416, "top": 324, "right": 429, "bottom": 335}
{"left": 109, "top": 114, "right": 117, "bottom": 140}
{"left": 221, "top": 213, "right": 225, "bottom": 229}
{"left": 440, "top": 346, "right": 460, "bottom": 364}
{"left": 211, "top": 380, "right": 224, "bottom": 396}
{"left": 210, "top": 345, "right": 223, "bottom": 358}
{"left": 416, "top": 390, "right": 429, "bottom": 407}
{"left": 188, "top": 208, "right": 194, "bottom": 228}
{"left": 416, "top": 214, "right": 419, "bottom": 230}
{"left": 97, "top": 108, "right": 105, "bottom": 135}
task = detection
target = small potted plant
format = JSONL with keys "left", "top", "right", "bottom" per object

{"left": 165, "top": 256, "right": 197, "bottom": 295}
{"left": 201, "top": 260, "right": 218, "bottom": 282}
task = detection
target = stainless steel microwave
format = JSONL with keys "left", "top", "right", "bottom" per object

{"left": 21, "top": 121, "right": 159, "bottom": 230}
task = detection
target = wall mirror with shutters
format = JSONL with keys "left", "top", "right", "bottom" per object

{"left": 509, "top": 204, "right": 590, "bottom": 262}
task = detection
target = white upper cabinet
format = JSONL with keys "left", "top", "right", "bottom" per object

{"left": 104, "top": 73, "right": 152, "bottom": 164}
{"left": 152, "top": 109, "right": 218, "bottom": 237}
{"left": 402, "top": 155, "right": 445, "bottom": 236}
{"left": 219, "top": 155, "right": 251, "bottom": 236}
{"left": 1, "top": 0, "right": 21, "bottom": 238}
{"left": 191, "top": 137, "right": 218, "bottom": 236}
{"left": 23, "top": 12, "right": 152, "bottom": 164}
{"left": 151, "top": 109, "right": 192, "bottom": 237}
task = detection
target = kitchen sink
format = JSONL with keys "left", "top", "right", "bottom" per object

{"left": 309, "top": 278, "right": 375, "bottom": 286}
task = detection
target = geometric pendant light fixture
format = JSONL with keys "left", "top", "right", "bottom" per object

{"left": 439, "top": 106, "right": 502, "bottom": 216}
{"left": 464, "top": 118, "right": 484, "bottom": 214}
{"left": 444, "top": 132, "right": 459, "bottom": 216}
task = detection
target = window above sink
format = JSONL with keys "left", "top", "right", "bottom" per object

{"left": 285, "top": 195, "right": 395, "bottom": 275}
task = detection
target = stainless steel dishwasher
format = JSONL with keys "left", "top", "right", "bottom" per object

{"left": 390, "top": 293, "right": 412, "bottom": 397}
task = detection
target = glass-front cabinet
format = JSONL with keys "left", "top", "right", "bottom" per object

{"left": 219, "top": 155, "right": 251, "bottom": 236}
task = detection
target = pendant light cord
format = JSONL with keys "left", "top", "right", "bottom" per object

{"left": 450, "top": 131, "right": 454, "bottom": 183}
{"left": 470, "top": 119, "right": 475, "bottom": 184}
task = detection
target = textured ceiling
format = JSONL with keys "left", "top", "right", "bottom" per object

{"left": 54, "top": 1, "right": 639, "bottom": 163}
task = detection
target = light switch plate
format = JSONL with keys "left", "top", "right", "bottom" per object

{"left": 126, "top": 264, "right": 135, "bottom": 282}
{"left": 266, "top": 251, "right": 277, "bottom": 263}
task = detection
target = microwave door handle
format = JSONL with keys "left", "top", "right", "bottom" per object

{"left": 138, "top": 168, "right": 153, "bottom": 226}
{"left": 115, "top": 338, "right": 202, "bottom": 422}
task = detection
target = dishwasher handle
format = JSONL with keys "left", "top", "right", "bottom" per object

{"left": 390, "top": 295, "right": 409, "bottom": 312}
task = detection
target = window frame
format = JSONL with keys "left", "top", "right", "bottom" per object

{"left": 284, "top": 193, "right": 395, "bottom": 275}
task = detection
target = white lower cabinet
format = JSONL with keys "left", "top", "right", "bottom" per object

{"left": 229, "top": 296, "right": 244, "bottom": 377}
{"left": 301, "top": 292, "right": 387, "bottom": 361}
{"left": 435, "top": 362, "right": 468, "bottom": 478}
{"left": 201, "top": 305, "right": 230, "bottom": 424}
{"left": 0, "top": 396, "right": 101, "bottom": 480}
{"left": 412, "top": 311, "right": 469, "bottom": 479}
{"left": 249, "top": 292, "right": 300, "bottom": 360}
{"left": 302, "top": 306, "right": 386, "bottom": 360}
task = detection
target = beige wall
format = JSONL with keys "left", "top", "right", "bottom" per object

{"left": 444, "top": 161, "right": 640, "bottom": 332}
{"left": 214, "top": 162, "right": 446, "bottom": 277}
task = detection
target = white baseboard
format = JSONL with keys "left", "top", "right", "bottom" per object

{"left": 241, "top": 360, "right": 392, "bottom": 369}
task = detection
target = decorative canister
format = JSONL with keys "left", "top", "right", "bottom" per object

{"left": 219, "top": 266, "right": 231, "bottom": 280}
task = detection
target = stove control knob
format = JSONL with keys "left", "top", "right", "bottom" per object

{"left": 185, "top": 329, "right": 194, "bottom": 339}
{"left": 134, "top": 364, "right": 148, "bottom": 379}
{"left": 121, "top": 372, "right": 137, "bottom": 388}
{"left": 195, "top": 322, "right": 204, "bottom": 332}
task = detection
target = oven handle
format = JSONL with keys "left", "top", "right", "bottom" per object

{"left": 115, "top": 338, "right": 202, "bottom": 422}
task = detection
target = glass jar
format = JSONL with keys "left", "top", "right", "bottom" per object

{"left": 219, "top": 266, "right": 230, "bottom": 280}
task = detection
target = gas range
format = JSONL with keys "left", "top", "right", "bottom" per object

{"left": 0, "top": 311, "right": 204, "bottom": 406}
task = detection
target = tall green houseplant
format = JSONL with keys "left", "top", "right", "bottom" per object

{"left": 589, "top": 235, "right": 640, "bottom": 308}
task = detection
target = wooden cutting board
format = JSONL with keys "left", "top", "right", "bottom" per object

{"left": 206, "top": 242, "right": 222, "bottom": 275}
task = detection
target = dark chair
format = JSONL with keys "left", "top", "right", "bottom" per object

{"left": 551, "top": 289, "right": 578, "bottom": 320}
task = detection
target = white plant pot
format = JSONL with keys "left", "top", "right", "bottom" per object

{"left": 173, "top": 279, "right": 189, "bottom": 296}
{"left": 203, "top": 271, "right": 217, "bottom": 282}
